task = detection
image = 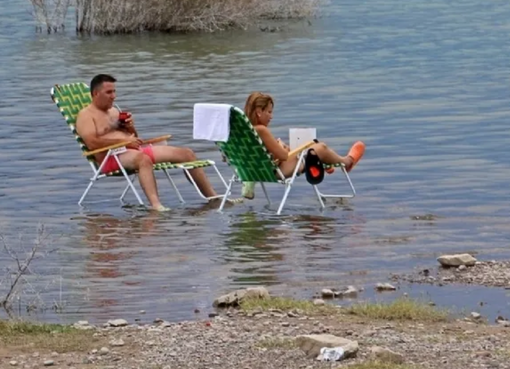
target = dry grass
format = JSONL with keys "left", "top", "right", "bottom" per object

{"left": 240, "top": 296, "right": 339, "bottom": 316}
{"left": 346, "top": 298, "right": 449, "bottom": 322}
{"left": 29, "top": 0, "right": 323, "bottom": 34}
{"left": 0, "top": 320, "right": 104, "bottom": 353}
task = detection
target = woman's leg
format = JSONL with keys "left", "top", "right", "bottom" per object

{"left": 278, "top": 141, "right": 365, "bottom": 177}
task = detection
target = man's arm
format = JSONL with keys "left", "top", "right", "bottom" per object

{"left": 76, "top": 111, "right": 132, "bottom": 150}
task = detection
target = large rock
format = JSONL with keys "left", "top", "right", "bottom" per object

{"left": 213, "top": 287, "right": 270, "bottom": 308}
{"left": 295, "top": 334, "right": 358, "bottom": 358}
{"left": 370, "top": 346, "right": 405, "bottom": 364}
{"left": 437, "top": 254, "right": 477, "bottom": 267}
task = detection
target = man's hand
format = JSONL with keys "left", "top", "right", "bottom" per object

{"left": 126, "top": 134, "right": 143, "bottom": 150}
{"left": 123, "top": 113, "right": 135, "bottom": 129}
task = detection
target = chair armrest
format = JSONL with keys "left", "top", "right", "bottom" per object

{"left": 288, "top": 141, "right": 315, "bottom": 159}
{"left": 142, "top": 134, "right": 172, "bottom": 145}
{"left": 82, "top": 141, "right": 132, "bottom": 157}
{"left": 274, "top": 141, "right": 315, "bottom": 164}
{"left": 82, "top": 134, "right": 172, "bottom": 157}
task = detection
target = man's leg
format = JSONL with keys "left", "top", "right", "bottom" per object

{"left": 118, "top": 150, "right": 165, "bottom": 209}
{"left": 150, "top": 145, "right": 217, "bottom": 198}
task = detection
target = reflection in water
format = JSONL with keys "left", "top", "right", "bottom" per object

{"left": 221, "top": 212, "right": 285, "bottom": 285}
{"left": 76, "top": 212, "right": 160, "bottom": 309}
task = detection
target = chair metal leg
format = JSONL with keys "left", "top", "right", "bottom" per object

{"left": 182, "top": 167, "right": 226, "bottom": 201}
{"left": 115, "top": 157, "right": 144, "bottom": 205}
{"left": 275, "top": 152, "right": 305, "bottom": 215}
{"left": 313, "top": 185, "right": 326, "bottom": 209}
{"left": 315, "top": 166, "right": 356, "bottom": 199}
{"left": 218, "top": 175, "right": 236, "bottom": 212}
{"left": 260, "top": 182, "right": 271, "bottom": 205}
{"left": 78, "top": 181, "right": 95, "bottom": 206}
{"left": 277, "top": 184, "right": 293, "bottom": 215}
{"left": 163, "top": 170, "right": 185, "bottom": 203}
{"left": 212, "top": 164, "right": 228, "bottom": 190}
{"left": 120, "top": 175, "right": 137, "bottom": 203}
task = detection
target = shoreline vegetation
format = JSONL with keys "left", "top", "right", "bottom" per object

{"left": 29, "top": 0, "right": 323, "bottom": 34}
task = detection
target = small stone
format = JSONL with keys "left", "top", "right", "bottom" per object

{"left": 375, "top": 283, "right": 397, "bottom": 291}
{"left": 370, "top": 346, "right": 404, "bottom": 364}
{"left": 9, "top": 361, "right": 18, "bottom": 366}
{"left": 51, "top": 352, "right": 58, "bottom": 357}
{"left": 43, "top": 360, "right": 54, "bottom": 367}
{"left": 213, "top": 287, "right": 270, "bottom": 308}
{"left": 109, "top": 339, "right": 125, "bottom": 347}
{"left": 321, "top": 289, "right": 335, "bottom": 298}
{"left": 91, "top": 349, "right": 98, "bottom": 354}
{"left": 281, "top": 322, "right": 290, "bottom": 327}
{"left": 288, "top": 311, "right": 299, "bottom": 318}
{"left": 208, "top": 312, "right": 219, "bottom": 318}
{"left": 153, "top": 318, "right": 163, "bottom": 324}
{"left": 139, "top": 310, "right": 146, "bottom": 314}
{"left": 458, "top": 265, "right": 467, "bottom": 271}
{"left": 296, "top": 334, "right": 358, "bottom": 358}
{"left": 99, "top": 347, "right": 110, "bottom": 355}
{"left": 107, "top": 319, "right": 128, "bottom": 327}
{"left": 83, "top": 357, "right": 94, "bottom": 364}
{"left": 471, "top": 312, "right": 481, "bottom": 320}
{"left": 335, "top": 286, "right": 358, "bottom": 298}
{"left": 313, "top": 299, "right": 325, "bottom": 306}
{"left": 194, "top": 308, "right": 200, "bottom": 314}
{"left": 437, "top": 254, "right": 477, "bottom": 267}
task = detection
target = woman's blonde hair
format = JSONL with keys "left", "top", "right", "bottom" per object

{"left": 244, "top": 92, "right": 274, "bottom": 125}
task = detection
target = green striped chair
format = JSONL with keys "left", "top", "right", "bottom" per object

{"left": 215, "top": 106, "right": 355, "bottom": 215}
{"left": 51, "top": 82, "right": 227, "bottom": 207}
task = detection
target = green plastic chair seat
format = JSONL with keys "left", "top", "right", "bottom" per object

{"left": 217, "top": 107, "right": 280, "bottom": 183}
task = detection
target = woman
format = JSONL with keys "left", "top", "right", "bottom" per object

{"left": 244, "top": 91, "right": 365, "bottom": 179}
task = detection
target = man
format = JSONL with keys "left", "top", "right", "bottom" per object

{"left": 76, "top": 74, "right": 233, "bottom": 211}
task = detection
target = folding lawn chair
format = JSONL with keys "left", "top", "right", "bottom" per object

{"left": 51, "top": 82, "right": 227, "bottom": 206}
{"left": 213, "top": 106, "right": 356, "bottom": 215}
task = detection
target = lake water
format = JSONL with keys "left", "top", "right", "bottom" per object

{"left": 1, "top": 0, "right": 510, "bottom": 324}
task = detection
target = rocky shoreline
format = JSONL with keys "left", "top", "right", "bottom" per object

{"left": 391, "top": 255, "right": 510, "bottom": 288}
{"left": 3, "top": 254, "right": 510, "bottom": 369}
{"left": 3, "top": 304, "right": 510, "bottom": 369}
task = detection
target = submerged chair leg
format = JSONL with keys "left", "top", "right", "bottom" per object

{"left": 277, "top": 183, "right": 293, "bottom": 215}
{"left": 218, "top": 175, "right": 236, "bottom": 212}
{"left": 163, "top": 169, "right": 185, "bottom": 203}
{"left": 313, "top": 185, "right": 326, "bottom": 209}
{"left": 260, "top": 182, "right": 271, "bottom": 205}
{"left": 276, "top": 151, "right": 306, "bottom": 215}
{"left": 78, "top": 180, "right": 95, "bottom": 206}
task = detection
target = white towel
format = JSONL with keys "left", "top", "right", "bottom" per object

{"left": 193, "top": 103, "right": 232, "bottom": 142}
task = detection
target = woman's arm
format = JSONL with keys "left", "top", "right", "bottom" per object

{"left": 255, "top": 125, "right": 289, "bottom": 161}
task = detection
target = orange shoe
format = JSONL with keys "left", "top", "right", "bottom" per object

{"left": 346, "top": 141, "right": 365, "bottom": 172}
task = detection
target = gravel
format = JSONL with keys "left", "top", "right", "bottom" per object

{"left": 4, "top": 308, "right": 510, "bottom": 369}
